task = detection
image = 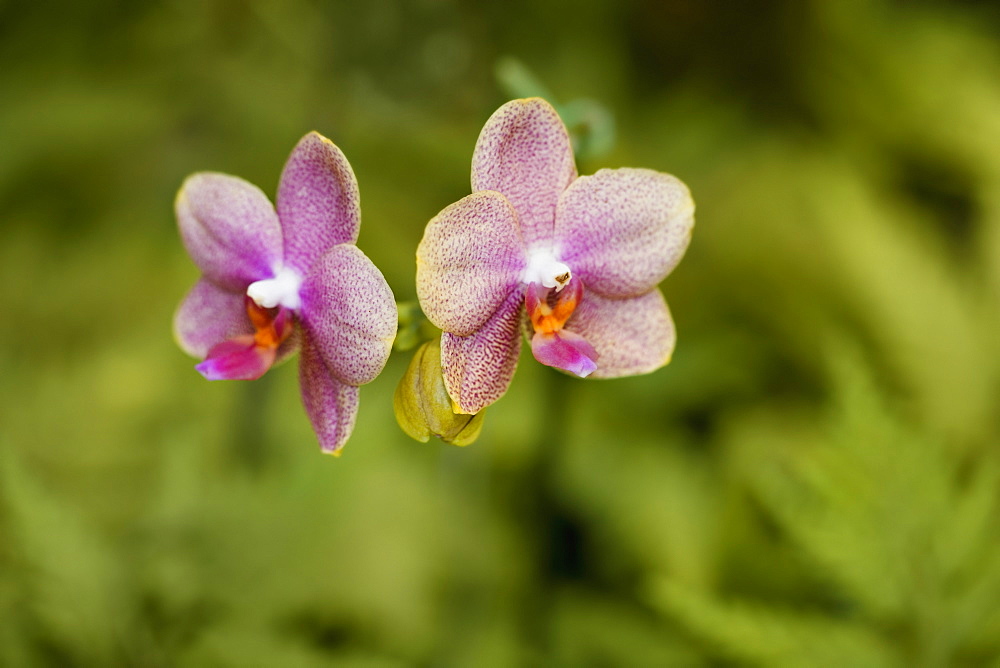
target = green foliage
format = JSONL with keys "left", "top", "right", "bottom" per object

{"left": 1, "top": 0, "right": 999, "bottom": 664}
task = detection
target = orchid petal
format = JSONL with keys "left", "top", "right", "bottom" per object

{"left": 530, "top": 330, "right": 598, "bottom": 377}
{"left": 277, "top": 132, "right": 361, "bottom": 274}
{"left": 566, "top": 289, "right": 676, "bottom": 379}
{"left": 176, "top": 173, "right": 283, "bottom": 291}
{"left": 195, "top": 336, "right": 275, "bottom": 381}
{"left": 298, "top": 244, "right": 396, "bottom": 386}
{"left": 441, "top": 288, "right": 524, "bottom": 414}
{"left": 174, "top": 278, "right": 253, "bottom": 358}
{"left": 416, "top": 190, "right": 526, "bottom": 336}
{"left": 554, "top": 168, "right": 694, "bottom": 298}
{"left": 299, "top": 335, "right": 361, "bottom": 454}
{"left": 471, "top": 98, "right": 577, "bottom": 247}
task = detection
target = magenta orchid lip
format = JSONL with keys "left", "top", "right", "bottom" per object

{"left": 416, "top": 97, "right": 695, "bottom": 415}
{"left": 173, "top": 132, "right": 397, "bottom": 454}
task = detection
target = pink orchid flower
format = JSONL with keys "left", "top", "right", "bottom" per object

{"left": 416, "top": 98, "right": 694, "bottom": 414}
{"left": 173, "top": 132, "right": 397, "bottom": 453}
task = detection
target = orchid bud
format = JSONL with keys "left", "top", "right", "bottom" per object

{"left": 394, "top": 337, "right": 485, "bottom": 446}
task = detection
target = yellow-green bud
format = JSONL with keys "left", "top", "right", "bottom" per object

{"left": 393, "top": 337, "right": 485, "bottom": 446}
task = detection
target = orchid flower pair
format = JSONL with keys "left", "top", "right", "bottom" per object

{"left": 174, "top": 98, "right": 694, "bottom": 453}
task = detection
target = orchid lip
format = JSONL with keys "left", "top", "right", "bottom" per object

{"left": 247, "top": 266, "right": 303, "bottom": 310}
{"left": 522, "top": 247, "right": 571, "bottom": 292}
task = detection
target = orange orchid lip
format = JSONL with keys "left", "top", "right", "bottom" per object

{"left": 526, "top": 278, "right": 582, "bottom": 335}
{"left": 246, "top": 296, "right": 294, "bottom": 350}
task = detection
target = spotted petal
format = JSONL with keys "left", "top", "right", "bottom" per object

{"left": 441, "top": 288, "right": 524, "bottom": 414}
{"left": 176, "top": 173, "right": 283, "bottom": 291}
{"left": 299, "top": 335, "right": 361, "bottom": 454}
{"left": 277, "top": 132, "right": 361, "bottom": 274}
{"left": 417, "top": 191, "right": 526, "bottom": 336}
{"left": 471, "top": 98, "right": 577, "bottom": 247}
{"left": 566, "top": 290, "right": 676, "bottom": 379}
{"left": 554, "top": 168, "right": 694, "bottom": 298}
{"left": 174, "top": 278, "right": 253, "bottom": 358}
{"left": 298, "top": 244, "right": 397, "bottom": 386}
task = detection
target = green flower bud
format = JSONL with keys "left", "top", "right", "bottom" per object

{"left": 394, "top": 337, "right": 485, "bottom": 446}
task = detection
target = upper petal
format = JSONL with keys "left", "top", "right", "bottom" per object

{"left": 441, "top": 287, "right": 525, "bottom": 414}
{"left": 471, "top": 98, "right": 577, "bottom": 247}
{"left": 416, "top": 190, "right": 526, "bottom": 336}
{"left": 175, "top": 173, "right": 283, "bottom": 291}
{"left": 299, "top": 336, "right": 361, "bottom": 454}
{"left": 554, "top": 168, "right": 694, "bottom": 298}
{"left": 298, "top": 244, "right": 397, "bottom": 386}
{"left": 173, "top": 278, "right": 253, "bottom": 358}
{"left": 566, "top": 289, "right": 676, "bottom": 379}
{"left": 277, "top": 132, "right": 361, "bottom": 274}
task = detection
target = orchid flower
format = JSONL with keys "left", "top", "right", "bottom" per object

{"left": 416, "top": 98, "right": 694, "bottom": 414}
{"left": 173, "top": 132, "right": 397, "bottom": 454}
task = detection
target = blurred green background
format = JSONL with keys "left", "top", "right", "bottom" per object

{"left": 3, "top": 0, "right": 1000, "bottom": 665}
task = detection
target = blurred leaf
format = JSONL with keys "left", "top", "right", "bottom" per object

{"left": 649, "top": 578, "right": 899, "bottom": 668}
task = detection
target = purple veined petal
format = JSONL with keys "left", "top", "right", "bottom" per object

{"left": 298, "top": 244, "right": 397, "bottom": 386}
{"left": 471, "top": 98, "right": 577, "bottom": 247}
{"left": 299, "top": 334, "right": 361, "bottom": 454}
{"left": 416, "top": 191, "right": 527, "bottom": 336}
{"left": 441, "top": 287, "right": 525, "bottom": 414}
{"left": 530, "top": 330, "right": 598, "bottom": 377}
{"left": 277, "top": 132, "right": 361, "bottom": 274}
{"left": 176, "top": 173, "right": 283, "bottom": 291}
{"left": 554, "top": 168, "right": 694, "bottom": 298}
{"left": 566, "top": 289, "right": 676, "bottom": 379}
{"left": 174, "top": 278, "right": 254, "bottom": 358}
{"left": 195, "top": 336, "right": 276, "bottom": 381}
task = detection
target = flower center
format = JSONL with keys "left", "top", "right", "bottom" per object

{"left": 522, "top": 248, "right": 572, "bottom": 292}
{"left": 526, "top": 278, "right": 582, "bottom": 335}
{"left": 247, "top": 266, "right": 302, "bottom": 310}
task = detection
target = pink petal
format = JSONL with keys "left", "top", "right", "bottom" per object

{"left": 299, "top": 335, "right": 361, "bottom": 454}
{"left": 298, "top": 244, "right": 396, "bottom": 386}
{"left": 471, "top": 98, "right": 577, "bottom": 247}
{"left": 176, "top": 173, "right": 283, "bottom": 291}
{"left": 416, "top": 191, "right": 526, "bottom": 336}
{"left": 195, "top": 336, "right": 275, "bottom": 381}
{"left": 174, "top": 278, "right": 253, "bottom": 358}
{"left": 277, "top": 132, "right": 361, "bottom": 274}
{"left": 566, "top": 290, "right": 676, "bottom": 379}
{"left": 530, "top": 330, "right": 598, "bottom": 377}
{"left": 441, "top": 288, "right": 525, "bottom": 414}
{"left": 554, "top": 168, "right": 694, "bottom": 298}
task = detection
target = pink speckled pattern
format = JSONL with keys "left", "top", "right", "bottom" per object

{"left": 277, "top": 132, "right": 361, "bottom": 274}
{"left": 441, "top": 288, "right": 524, "bottom": 414}
{"left": 416, "top": 191, "right": 527, "bottom": 336}
{"left": 299, "top": 245, "right": 397, "bottom": 386}
{"left": 417, "top": 97, "right": 693, "bottom": 411}
{"left": 175, "top": 132, "right": 395, "bottom": 453}
{"left": 176, "top": 173, "right": 283, "bottom": 291}
{"left": 554, "top": 168, "right": 694, "bottom": 298}
{"left": 471, "top": 98, "right": 576, "bottom": 247}
{"left": 566, "top": 290, "right": 675, "bottom": 379}
{"left": 174, "top": 278, "right": 254, "bottom": 357}
{"left": 299, "top": 337, "right": 361, "bottom": 454}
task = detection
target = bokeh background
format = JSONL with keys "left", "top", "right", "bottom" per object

{"left": 3, "top": 0, "right": 1000, "bottom": 665}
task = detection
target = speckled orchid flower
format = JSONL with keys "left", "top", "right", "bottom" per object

{"left": 416, "top": 98, "right": 694, "bottom": 414}
{"left": 173, "top": 132, "right": 397, "bottom": 453}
